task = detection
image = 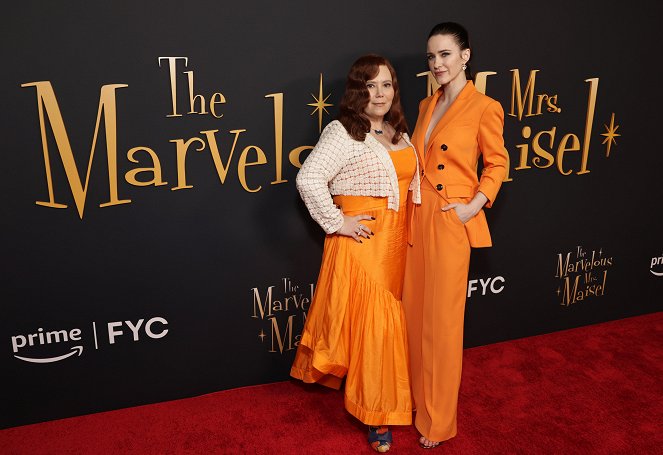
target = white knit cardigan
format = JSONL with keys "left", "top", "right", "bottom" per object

{"left": 296, "top": 120, "right": 422, "bottom": 234}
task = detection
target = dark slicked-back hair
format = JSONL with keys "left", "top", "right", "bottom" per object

{"left": 428, "top": 22, "right": 473, "bottom": 79}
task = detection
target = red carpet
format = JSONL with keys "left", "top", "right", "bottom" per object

{"left": 2, "top": 312, "right": 662, "bottom": 454}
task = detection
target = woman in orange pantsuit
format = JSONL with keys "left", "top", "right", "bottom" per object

{"left": 291, "top": 55, "right": 421, "bottom": 453}
{"left": 402, "top": 22, "right": 508, "bottom": 449}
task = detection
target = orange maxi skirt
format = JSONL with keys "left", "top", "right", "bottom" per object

{"left": 291, "top": 147, "right": 415, "bottom": 426}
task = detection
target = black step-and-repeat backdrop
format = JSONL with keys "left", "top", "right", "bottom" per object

{"left": 2, "top": 1, "right": 662, "bottom": 428}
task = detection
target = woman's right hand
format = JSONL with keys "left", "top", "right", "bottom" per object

{"left": 335, "top": 214, "right": 375, "bottom": 243}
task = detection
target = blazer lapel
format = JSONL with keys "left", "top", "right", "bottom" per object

{"left": 415, "top": 89, "right": 442, "bottom": 164}
{"left": 424, "top": 81, "right": 476, "bottom": 160}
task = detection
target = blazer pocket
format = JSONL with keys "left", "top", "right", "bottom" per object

{"left": 444, "top": 184, "right": 475, "bottom": 199}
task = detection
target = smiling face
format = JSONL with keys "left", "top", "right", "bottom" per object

{"left": 427, "top": 33, "right": 470, "bottom": 87}
{"left": 362, "top": 64, "right": 394, "bottom": 122}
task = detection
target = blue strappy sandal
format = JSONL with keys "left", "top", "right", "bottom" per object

{"left": 368, "top": 426, "right": 392, "bottom": 453}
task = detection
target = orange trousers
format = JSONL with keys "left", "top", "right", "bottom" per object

{"left": 402, "top": 183, "right": 471, "bottom": 442}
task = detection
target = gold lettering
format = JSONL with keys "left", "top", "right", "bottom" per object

{"left": 238, "top": 146, "right": 267, "bottom": 193}
{"left": 265, "top": 93, "right": 287, "bottom": 184}
{"left": 289, "top": 146, "right": 313, "bottom": 168}
{"left": 21, "top": 81, "right": 130, "bottom": 218}
{"left": 158, "top": 56, "right": 188, "bottom": 117}
{"left": 531, "top": 127, "right": 556, "bottom": 169}
{"left": 556, "top": 252, "right": 572, "bottom": 278}
{"left": 599, "top": 269, "right": 607, "bottom": 295}
{"left": 283, "top": 296, "right": 294, "bottom": 311}
{"left": 560, "top": 275, "right": 581, "bottom": 306}
{"left": 125, "top": 147, "right": 168, "bottom": 187}
{"left": 170, "top": 136, "right": 206, "bottom": 190}
{"left": 474, "top": 71, "right": 497, "bottom": 95}
{"left": 509, "top": 69, "right": 540, "bottom": 120}
{"left": 209, "top": 92, "right": 226, "bottom": 118}
{"left": 556, "top": 133, "right": 581, "bottom": 175}
{"left": 514, "top": 126, "right": 532, "bottom": 170}
{"left": 546, "top": 95, "right": 560, "bottom": 113}
{"left": 269, "top": 315, "right": 295, "bottom": 353}
{"left": 202, "top": 129, "right": 245, "bottom": 184}
{"left": 252, "top": 286, "right": 275, "bottom": 319}
{"left": 184, "top": 70, "right": 207, "bottom": 115}
{"left": 577, "top": 78, "right": 598, "bottom": 175}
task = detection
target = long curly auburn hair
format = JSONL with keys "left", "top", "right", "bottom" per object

{"left": 337, "top": 54, "right": 408, "bottom": 144}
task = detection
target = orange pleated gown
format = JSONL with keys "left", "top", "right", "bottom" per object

{"left": 291, "top": 146, "right": 416, "bottom": 426}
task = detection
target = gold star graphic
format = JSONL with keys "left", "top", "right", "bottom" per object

{"left": 600, "top": 113, "right": 621, "bottom": 157}
{"left": 308, "top": 73, "right": 333, "bottom": 133}
{"left": 258, "top": 330, "right": 266, "bottom": 342}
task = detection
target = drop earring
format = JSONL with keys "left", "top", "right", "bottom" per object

{"left": 462, "top": 63, "right": 467, "bottom": 70}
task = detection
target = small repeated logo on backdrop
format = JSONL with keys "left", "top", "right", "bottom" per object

{"left": 251, "top": 277, "right": 314, "bottom": 354}
{"left": 9, "top": 316, "right": 168, "bottom": 364}
{"left": 555, "top": 246, "right": 614, "bottom": 306}
{"left": 467, "top": 276, "right": 506, "bottom": 298}
{"left": 651, "top": 253, "right": 663, "bottom": 277}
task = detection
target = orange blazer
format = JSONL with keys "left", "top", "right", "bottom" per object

{"left": 411, "top": 81, "right": 508, "bottom": 248}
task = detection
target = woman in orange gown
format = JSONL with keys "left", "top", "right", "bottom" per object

{"left": 402, "top": 22, "right": 508, "bottom": 449}
{"left": 291, "top": 54, "right": 420, "bottom": 453}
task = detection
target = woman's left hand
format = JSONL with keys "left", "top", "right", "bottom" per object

{"left": 441, "top": 202, "right": 476, "bottom": 224}
{"left": 441, "top": 192, "right": 489, "bottom": 224}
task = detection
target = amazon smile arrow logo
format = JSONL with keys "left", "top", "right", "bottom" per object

{"left": 14, "top": 346, "right": 83, "bottom": 363}
{"left": 10, "top": 317, "right": 168, "bottom": 363}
